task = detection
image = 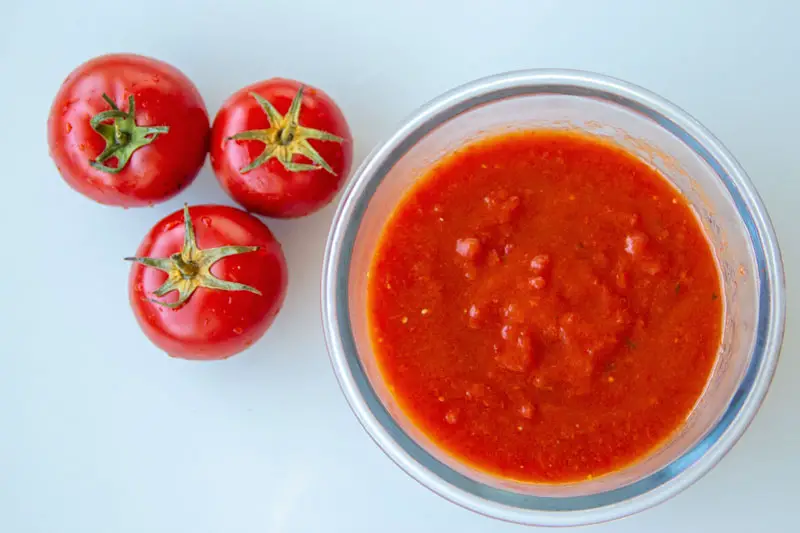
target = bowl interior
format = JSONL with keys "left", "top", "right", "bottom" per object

{"left": 346, "top": 92, "right": 758, "bottom": 499}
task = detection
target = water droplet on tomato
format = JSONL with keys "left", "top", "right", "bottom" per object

{"left": 233, "top": 327, "right": 243, "bottom": 335}
{"left": 165, "top": 220, "right": 181, "bottom": 230}
{"left": 152, "top": 74, "right": 160, "bottom": 83}
{"left": 65, "top": 122, "right": 72, "bottom": 133}
{"left": 200, "top": 216, "right": 212, "bottom": 227}
{"left": 136, "top": 283, "right": 144, "bottom": 291}
{"left": 203, "top": 318, "right": 209, "bottom": 327}
{"left": 227, "top": 296, "right": 233, "bottom": 305}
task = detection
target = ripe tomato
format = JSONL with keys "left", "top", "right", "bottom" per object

{"left": 210, "top": 78, "right": 353, "bottom": 218}
{"left": 48, "top": 53, "right": 210, "bottom": 207}
{"left": 127, "top": 204, "right": 288, "bottom": 360}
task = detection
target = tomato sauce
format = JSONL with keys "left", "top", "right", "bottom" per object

{"left": 368, "top": 131, "right": 722, "bottom": 482}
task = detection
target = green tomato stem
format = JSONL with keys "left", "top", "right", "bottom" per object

{"left": 89, "top": 93, "right": 169, "bottom": 174}
{"left": 125, "top": 205, "right": 262, "bottom": 309}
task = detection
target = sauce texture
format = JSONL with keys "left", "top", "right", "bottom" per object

{"left": 368, "top": 131, "right": 722, "bottom": 482}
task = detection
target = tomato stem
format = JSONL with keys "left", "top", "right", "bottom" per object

{"left": 89, "top": 93, "right": 169, "bottom": 174}
{"left": 125, "top": 205, "right": 262, "bottom": 309}
{"left": 226, "top": 86, "right": 343, "bottom": 175}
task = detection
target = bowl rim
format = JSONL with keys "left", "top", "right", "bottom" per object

{"left": 320, "top": 68, "right": 786, "bottom": 527}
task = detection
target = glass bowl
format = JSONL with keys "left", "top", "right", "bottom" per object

{"left": 321, "top": 69, "right": 785, "bottom": 526}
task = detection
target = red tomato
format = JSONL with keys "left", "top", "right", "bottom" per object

{"left": 210, "top": 78, "right": 353, "bottom": 218}
{"left": 48, "top": 53, "right": 210, "bottom": 207}
{"left": 127, "top": 204, "right": 288, "bottom": 360}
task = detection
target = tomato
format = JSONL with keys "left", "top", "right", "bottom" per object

{"left": 127, "top": 204, "right": 288, "bottom": 360}
{"left": 48, "top": 53, "right": 210, "bottom": 207}
{"left": 210, "top": 78, "right": 353, "bottom": 218}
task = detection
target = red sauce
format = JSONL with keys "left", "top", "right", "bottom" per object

{"left": 368, "top": 130, "right": 722, "bottom": 482}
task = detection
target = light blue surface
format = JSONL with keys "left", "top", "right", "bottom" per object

{"left": 1, "top": 1, "right": 798, "bottom": 532}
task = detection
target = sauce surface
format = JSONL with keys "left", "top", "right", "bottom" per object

{"left": 368, "top": 131, "right": 722, "bottom": 482}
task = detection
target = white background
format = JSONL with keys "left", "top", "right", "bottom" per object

{"left": 1, "top": 1, "right": 798, "bottom": 532}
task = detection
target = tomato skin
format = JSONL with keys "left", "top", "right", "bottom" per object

{"left": 210, "top": 78, "right": 353, "bottom": 218}
{"left": 48, "top": 53, "right": 210, "bottom": 207}
{"left": 129, "top": 205, "right": 288, "bottom": 360}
